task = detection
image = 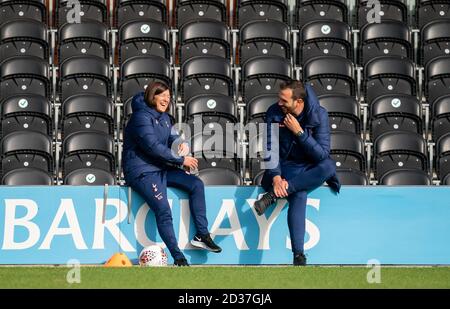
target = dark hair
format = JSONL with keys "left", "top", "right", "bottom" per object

{"left": 280, "top": 80, "right": 307, "bottom": 101}
{"left": 144, "top": 81, "right": 171, "bottom": 108}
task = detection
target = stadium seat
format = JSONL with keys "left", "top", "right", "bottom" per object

{"left": 296, "top": 0, "right": 348, "bottom": 30}
{"left": 242, "top": 55, "right": 292, "bottom": 103}
{"left": 416, "top": 0, "right": 450, "bottom": 29}
{"left": 379, "top": 169, "right": 431, "bottom": 185}
{"left": 190, "top": 131, "right": 237, "bottom": 158}
{"left": 299, "top": 20, "right": 352, "bottom": 65}
{"left": 0, "top": 56, "right": 50, "bottom": 98}
{"left": 119, "top": 20, "right": 170, "bottom": 62}
{"left": 1, "top": 94, "right": 51, "bottom": 138}
{"left": 185, "top": 94, "right": 236, "bottom": 127}
{"left": 420, "top": 20, "right": 450, "bottom": 66}
{"left": 1, "top": 131, "right": 53, "bottom": 175}
{"left": 330, "top": 131, "right": 366, "bottom": 171}
{"left": 335, "top": 168, "right": 368, "bottom": 185}
{"left": 238, "top": 0, "right": 288, "bottom": 28}
{"left": 2, "top": 167, "right": 52, "bottom": 185}
{"left": 115, "top": 0, "right": 167, "bottom": 27}
{"left": 120, "top": 55, "right": 171, "bottom": 103}
{"left": 363, "top": 56, "right": 415, "bottom": 104}
{"left": 59, "top": 55, "right": 111, "bottom": 102}
{"left": 57, "top": 0, "right": 108, "bottom": 27}
{"left": 179, "top": 19, "right": 230, "bottom": 64}
{"left": 436, "top": 132, "right": 450, "bottom": 182}
{"left": 61, "top": 94, "right": 114, "bottom": 138}
{"left": 357, "top": 0, "right": 408, "bottom": 28}
{"left": 176, "top": 0, "right": 227, "bottom": 28}
{"left": 318, "top": 95, "right": 361, "bottom": 134}
{"left": 0, "top": 19, "right": 48, "bottom": 62}
{"left": 0, "top": 0, "right": 47, "bottom": 24}
{"left": 239, "top": 19, "right": 290, "bottom": 65}
{"left": 425, "top": 56, "right": 450, "bottom": 105}
{"left": 64, "top": 168, "right": 115, "bottom": 185}
{"left": 197, "top": 167, "right": 242, "bottom": 185}
{"left": 197, "top": 157, "right": 240, "bottom": 172}
{"left": 62, "top": 131, "right": 115, "bottom": 175}
{"left": 248, "top": 129, "right": 266, "bottom": 183}
{"left": 181, "top": 55, "right": 233, "bottom": 102}
{"left": 359, "top": 20, "right": 411, "bottom": 65}
{"left": 373, "top": 131, "right": 427, "bottom": 180}
{"left": 58, "top": 20, "right": 109, "bottom": 62}
{"left": 369, "top": 94, "right": 422, "bottom": 142}
{"left": 246, "top": 94, "right": 277, "bottom": 125}
{"left": 431, "top": 95, "right": 450, "bottom": 142}
{"left": 303, "top": 55, "right": 355, "bottom": 97}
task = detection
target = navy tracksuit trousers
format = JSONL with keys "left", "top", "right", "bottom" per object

{"left": 261, "top": 158, "right": 336, "bottom": 254}
{"left": 129, "top": 168, "right": 209, "bottom": 260}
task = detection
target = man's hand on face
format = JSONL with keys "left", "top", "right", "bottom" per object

{"left": 283, "top": 113, "right": 302, "bottom": 135}
{"left": 273, "top": 176, "right": 289, "bottom": 198}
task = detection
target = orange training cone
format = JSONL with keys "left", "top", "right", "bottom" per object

{"left": 104, "top": 252, "right": 132, "bottom": 267}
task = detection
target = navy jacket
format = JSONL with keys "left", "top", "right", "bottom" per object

{"left": 122, "top": 92, "right": 184, "bottom": 182}
{"left": 265, "top": 85, "right": 332, "bottom": 180}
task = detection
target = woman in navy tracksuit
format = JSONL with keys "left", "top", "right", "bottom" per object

{"left": 122, "top": 82, "right": 221, "bottom": 266}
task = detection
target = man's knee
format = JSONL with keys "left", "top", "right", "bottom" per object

{"left": 288, "top": 191, "right": 307, "bottom": 204}
{"left": 319, "top": 158, "right": 336, "bottom": 176}
{"left": 190, "top": 176, "right": 205, "bottom": 193}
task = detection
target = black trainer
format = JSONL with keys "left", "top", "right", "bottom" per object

{"left": 254, "top": 191, "right": 276, "bottom": 216}
{"left": 293, "top": 253, "right": 307, "bottom": 266}
{"left": 174, "top": 257, "right": 189, "bottom": 267}
{"left": 190, "top": 233, "right": 222, "bottom": 253}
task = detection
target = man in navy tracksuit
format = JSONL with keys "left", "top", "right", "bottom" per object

{"left": 123, "top": 82, "right": 221, "bottom": 266}
{"left": 254, "top": 80, "right": 341, "bottom": 266}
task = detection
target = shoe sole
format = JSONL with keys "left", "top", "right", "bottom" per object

{"left": 190, "top": 240, "right": 222, "bottom": 253}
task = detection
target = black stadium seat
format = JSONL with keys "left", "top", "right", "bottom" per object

{"left": 303, "top": 55, "right": 355, "bottom": 97}
{"left": 120, "top": 55, "right": 171, "bottom": 102}
{"left": 335, "top": 168, "right": 368, "bottom": 185}
{"left": 62, "top": 131, "right": 115, "bottom": 175}
{"left": 2, "top": 168, "right": 52, "bottom": 185}
{"left": 0, "top": 0, "right": 47, "bottom": 24}
{"left": 379, "top": 169, "right": 431, "bottom": 185}
{"left": 417, "top": 0, "right": 450, "bottom": 29}
{"left": 436, "top": 132, "right": 450, "bottom": 182}
{"left": 246, "top": 94, "right": 277, "bottom": 125}
{"left": 359, "top": 20, "right": 411, "bottom": 65}
{"left": 369, "top": 94, "right": 422, "bottom": 141}
{"left": 61, "top": 94, "right": 114, "bottom": 138}
{"left": 58, "top": 20, "right": 109, "bottom": 62}
{"left": 296, "top": 0, "right": 348, "bottom": 30}
{"left": 197, "top": 167, "right": 242, "bottom": 185}
{"left": 179, "top": 19, "right": 230, "bottom": 63}
{"left": 185, "top": 94, "right": 236, "bottom": 125}
{"left": 59, "top": 55, "right": 111, "bottom": 102}
{"left": 116, "top": 0, "right": 167, "bottom": 27}
{"left": 176, "top": 0, "right": 227, "bottom": 28}
{"left": 299, "top": 20, "right": 352, "bottom": 65}
{"left": 119, "top": 20, "right": 170, "bottom": 62}
{"left": 64, "top": 168, "right": 115, "bottom": 185}
{"left": 181, "top": 55, "right": 233, "bottom": 102}
{"left": 373, "top": 131, "right": 427, "bottom": 180}
{"left": 239, "top": 19, "right": 290, "bottom": 64}
{"left": 242, "top": 55, "right": 291, "bottom": 103}
{"left": 57, "top": 0, "right": 108, "bottom": 27}
{"left": 431, "top": 95, "right": 450, "bottom": 142}
{"left": 357, "top": 0, "right": 408, "bottom": 28}
{"left": 319, "top": 95, "right": 361, "bottom": 134}
{"left": 0, "top": 19, "right": 48, "bottom": 62}
{"left": 420, "top": 20, "right": 450, "bottom": 66}
{"left": 1, "top": 131, "right": 53, "bottom": 176}
{"left": 330, "top": 131, "right": 366, "bottom": 172}
{"left": 238, "top": 0, "right": 288, "bottom": 27}
{"left": 425, "top": 56, "right": 450, "bottom": 105}
{"left": 0, "top": 56, "right": 50, "bottom": 98}
{"left": 1, "top": 94, "right": 51, "bottom": 138}
{"left": 364, "top": 56, "right": 415, "bottom": 104}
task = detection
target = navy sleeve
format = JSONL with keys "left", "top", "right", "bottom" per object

{"left": 132, "top": 114, "right": 184, "bottom": 165}
{"left": 296, "top": 107, "right": 330, "bottom": 163}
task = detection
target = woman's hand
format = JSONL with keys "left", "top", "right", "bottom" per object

{"left": 178, "top": 143, "right": 190, "bottom": 156}
{"left": 183, "top": 156, "right": 198, "bottom": 170}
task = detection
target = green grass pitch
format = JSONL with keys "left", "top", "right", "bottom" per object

{"left": 0, "top": 266, "right": 449, "bottom": 289}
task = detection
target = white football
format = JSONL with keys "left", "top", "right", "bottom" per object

{"left": 139, "top": 245, "right": 168, "bottom": 267}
